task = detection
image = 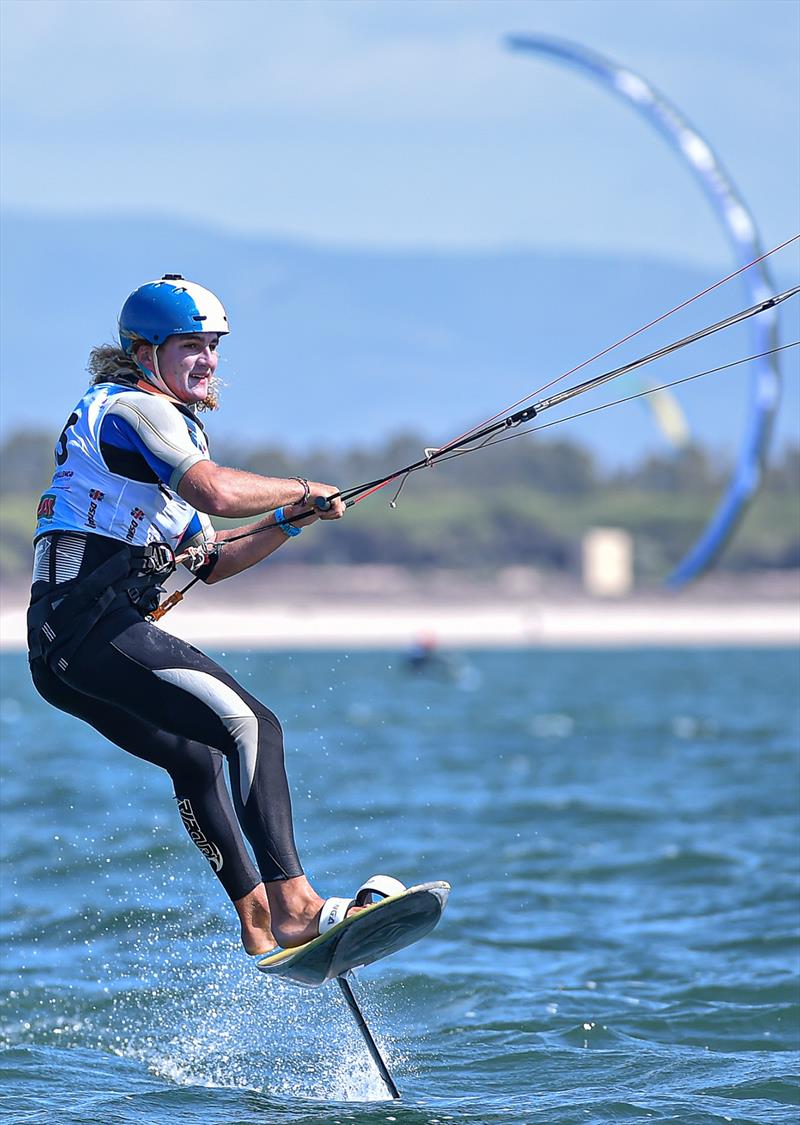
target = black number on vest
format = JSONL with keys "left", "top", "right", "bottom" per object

{"left": 56, "top": 412, "right": 79, "bottom": 466}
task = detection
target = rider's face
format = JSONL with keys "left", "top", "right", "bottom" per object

{"left": 144, "top": 333, "right": 220, "bottom": 403}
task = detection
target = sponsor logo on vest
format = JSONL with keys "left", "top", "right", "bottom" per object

{"left": 176, "top": 797, "right": 223, "bottom": 872}
{"left": 126, "top": 506, "right": 146, "bottom": 542}
{"left": 85, "top": 488, "right": 105, "bottom": 529}
{"left": 37, "top": 494, "right": 56, "bottom": 521}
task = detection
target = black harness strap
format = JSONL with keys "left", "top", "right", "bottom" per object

{"left": 28, "top": 540, "right": 176, "bottom": 674}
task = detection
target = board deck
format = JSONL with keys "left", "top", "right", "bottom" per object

{"left": 256, "top": 881, "right": 450, "bottom": 988}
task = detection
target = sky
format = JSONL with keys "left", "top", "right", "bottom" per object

{"left": 2, "top": 0, "right": 798, "bottom": 267}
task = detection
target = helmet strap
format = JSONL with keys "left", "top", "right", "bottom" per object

{"left": 133, "top": 343, "right": 172, "bottom": 396}
{"left": 151, "top": 344, "right": 163, "bottom": 381}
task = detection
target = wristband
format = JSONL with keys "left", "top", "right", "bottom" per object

{"left": 290, "top": 476, "right": 311, "bottom": 506}
{"left": 274, "top": 505, "right": 302, "bottom": 537}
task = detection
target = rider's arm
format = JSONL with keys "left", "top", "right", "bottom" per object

{"left": 177, "top": 460, "right": 325, "bottom": 518}
{"left": 176, "top": 462, "right": 345, "bottom": 584}
{"left": 201, "top": 502, "right": 322, "bottom": 583}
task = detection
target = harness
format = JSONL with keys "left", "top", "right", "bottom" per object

{"left": 28, "top": 535, "right": 177, "bottom": 674}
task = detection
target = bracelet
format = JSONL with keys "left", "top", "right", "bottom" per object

{"left": 274, "top": 505, "right": 302, "bottom": 538}
{"left": 290, "top": 476, "right": 311, "bottom": 506}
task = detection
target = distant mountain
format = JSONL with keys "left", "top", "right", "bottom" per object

{"left": 1, "top": 212, "right": 796, "bottom": 466}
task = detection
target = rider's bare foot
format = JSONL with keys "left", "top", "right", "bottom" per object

{"left": 265, "top": 876, "right": 366, "bottom": 948}
{"left": 234, "top": 884, "right": 278, "bottom": 955}
{"left": 272, "top": 902, "right": 367, "bottom": 948}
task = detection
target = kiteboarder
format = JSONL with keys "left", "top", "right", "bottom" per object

{"left": 26, "top": 275, "right": 370, "bottom": 956}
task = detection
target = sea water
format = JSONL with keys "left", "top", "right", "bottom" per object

{"left": 1, "top": 648, "right": 798, "bottom": 1124}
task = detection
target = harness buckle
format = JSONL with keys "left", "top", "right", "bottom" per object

{"left": 141, "top": 541, "right": 176, "bottom": 576}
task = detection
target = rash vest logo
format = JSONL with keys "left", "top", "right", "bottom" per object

{"left": 36, "top": 494, "right": 56, "bottom": 521}
{"left": 126, "top": 506, "right": 146, "bottom": 542}
{"left": 86, "top": 489, "right": 105, "bottom": 529}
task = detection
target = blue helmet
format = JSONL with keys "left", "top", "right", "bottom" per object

{"left": 118, "top": 274, "right": 229, "bottom": 354}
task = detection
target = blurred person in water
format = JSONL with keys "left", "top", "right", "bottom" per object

{"left": 27, "top": 275, "right": 401, "bottom": 956}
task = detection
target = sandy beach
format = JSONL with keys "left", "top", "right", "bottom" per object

{"left": 3, "top": 567, "right": 798, "bottom": 649}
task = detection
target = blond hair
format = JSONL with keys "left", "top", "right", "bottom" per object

{"left": 87, "top": 344, "right": 220, "bottom": 411}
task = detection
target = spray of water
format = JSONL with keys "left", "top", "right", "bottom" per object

{"left": 104, "top": 930, "right": 399, "bottom": 1101}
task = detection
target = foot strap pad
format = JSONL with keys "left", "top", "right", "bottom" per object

{"left": 318, "top": 896, "right": 353, "bottom": 932}
{"left": 318, "top": 875, "right": 409, "bottom": 933}
{"left": 354, "top": 875, "right": 407, "bottom": 906}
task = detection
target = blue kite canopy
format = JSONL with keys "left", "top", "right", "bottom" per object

{"left": 505, "top": 34, "right": 781, "bottom": 588}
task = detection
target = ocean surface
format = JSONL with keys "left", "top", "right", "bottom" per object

{"left": 1, "top": 647, "right": 798, "bottom": 1125}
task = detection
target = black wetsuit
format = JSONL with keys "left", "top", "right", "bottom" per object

{"left": 28, "top": 382, "right": 304, "bottom": 900}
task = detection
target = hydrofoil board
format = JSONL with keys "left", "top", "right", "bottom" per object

{"left": 256, "top": 880, "right": 449, "bottom": 988}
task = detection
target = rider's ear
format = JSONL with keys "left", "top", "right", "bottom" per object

{"left": 133, "top": 342, "right": 156, "bottom": 375}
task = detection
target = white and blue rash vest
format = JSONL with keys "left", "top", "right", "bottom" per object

{"left": 34, "top": 383, "right": 216, "bottom": 552}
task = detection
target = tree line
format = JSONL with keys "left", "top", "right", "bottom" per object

{"left": 1, "top": 428, "right": 797, "bottom": 582}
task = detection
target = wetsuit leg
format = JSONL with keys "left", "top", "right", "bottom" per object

{"left": 30, "top": 655, "right": 262, "bottom": 902}
{"left": 52, "top": 611, "right": 304, "bottom": 884}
